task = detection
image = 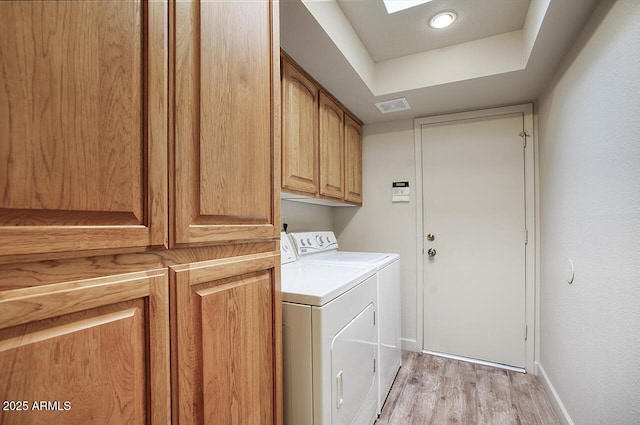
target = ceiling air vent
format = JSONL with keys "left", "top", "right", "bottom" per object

{"left": 375, "top": 97, "right": 411, "bottom": 114}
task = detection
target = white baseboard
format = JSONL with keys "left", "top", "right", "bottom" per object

{"left": 536, "top": 362, "right": 575, "bottom": 425}
{"left": 401, "top": 338, "right": 418, "bottom": 352}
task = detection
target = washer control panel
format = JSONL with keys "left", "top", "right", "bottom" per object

{"left": 290, "top": 231, "right": 338, "bottom": 256}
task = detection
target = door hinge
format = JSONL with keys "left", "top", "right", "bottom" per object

{"left": 525, "top": 229, "right": 529, "bottom": 245}
{"left": 525, "top": 325, "right": 528, "bottom": 341}
{"left": 519, "top": 131, "right": 530, "bottom": 148}
{"left": 373, "top": 358, "right": 376, "bottom": 373}
{"left": 373, "top": 311, "right": 376, "bottom": 326}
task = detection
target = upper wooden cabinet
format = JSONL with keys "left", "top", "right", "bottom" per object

{"left": 319, "top": 92, "right": 345, "bottom": 200}
{"left": 0, "top": 0, "right": 168, "bottom": 257}
{"left": 344, "top": 115, "right": 363, "bottom": 205}
{"left": 0, "top": 269, "right": 170, "bottom": 425}
{"left": 281, "top": 59, "right": 319, "bottom": 196}
{"left": 170, "top": 252, "right": 282, "bottom": 425}
{"left": 280, "top": 53, "right": 362, "bottom": 206}
{"left": 173, "top": 0, "right": 280, "bottom": 247}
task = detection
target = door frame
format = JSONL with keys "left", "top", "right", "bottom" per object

{"left": 413, "top": 104, "right": 537, "bottom": 373}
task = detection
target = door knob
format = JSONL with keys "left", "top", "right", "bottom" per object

{"left": 427, "top": 248, "right": 437, "bottom": 257}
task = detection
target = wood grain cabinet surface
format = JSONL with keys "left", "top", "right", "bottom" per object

{"left": 172, "top": 0, "right": 280, "bottom": 247}
{"left": 281, "top": 58, "right": 319, "bottom": 196}
{"left": 344, "top": 115, "right": 363, "bottom": 205}
{"left": 0, "top": 1, "right": 283, "bottom": 425}
{"left": 170, "top": 252, "right": 282, "bottom": 425}
{"left": 280, "top": 53, "right": 363, "bottom": 206}
{"left": 0, "top": 270, "right": 170, "bottom": 425}
{"left": 0, "top": 0, "right": 168, "bottom": 257}
{"left": 319, "top": 92, "right": 345, "bottom": 200}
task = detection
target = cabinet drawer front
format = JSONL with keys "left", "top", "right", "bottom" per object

{"left": 173, "top": 0, "right": 280, "bottom": 246}
{"left": 0, "top": 270, "right": 170, "bottom": 425}
{"left": 0, "top": 0, "right": 168, "bottom": 257}
{"left": 170, "top": 251, "right": 282, "bottom": 425}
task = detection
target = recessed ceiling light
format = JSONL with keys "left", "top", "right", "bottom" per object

{"left": 429, "top": 11, "right": 457, "bottom": 29}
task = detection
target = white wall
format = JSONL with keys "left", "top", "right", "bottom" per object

{"left": 333, "top": 120, "right": 418, "bottom": 348}
{"left": 281, "top": 200, "right": 333, "bottom": 233}
{"left": 537, "top": 1, "right": 640, "bottom": 424}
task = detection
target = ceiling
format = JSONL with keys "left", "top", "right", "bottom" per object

{"left": 337, "top": 0, "right": 530, "bottom": 62}
{"left": 280, "top": 0, "right": 600, "bottom": 124}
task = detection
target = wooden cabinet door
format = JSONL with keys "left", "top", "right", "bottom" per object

{"left": 0, "top": 0, "right": 168, "bottom": 257}
{"left": 319, "top": 92, "right": 344, "bottom": 200}
{"left": 173, "top": 0, "right": 280, "bottom": 247}
{"left": 344, "top": 115, "right": 363, "bottom": 205}
{"left": 0, "top": 270, "right": 170, "bottom": 425}
{"left": 170, "top": 252, "right": 282, "bottom": 425}
{"left": 281, "top": 59, "right": 318, "bottom": 196}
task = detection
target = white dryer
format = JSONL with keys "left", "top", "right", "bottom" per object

{"left": 290, "top": 231, "right": 401, "bottom": 415}
{"left": 280, "top": 233, "right": 378, "bottom": 425}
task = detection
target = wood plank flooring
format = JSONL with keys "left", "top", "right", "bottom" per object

{"left": 377, "top": 351, "right": 562, "bottom": 425}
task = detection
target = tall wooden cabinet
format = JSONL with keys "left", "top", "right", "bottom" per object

{"left": 0, "top": 1, "right": 281, "bottom": 425}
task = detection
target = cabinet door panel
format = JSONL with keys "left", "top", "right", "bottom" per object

{"left": 170, "top": 252, "right": 282, "bottom": 425}
{"left": 0, "top": 270, "right": 170, "bottom": 425}
{"left": 344, "top": 115, "right": 363, "bottom": 205}
{"left": 281, "top": 59, "right": 318, "bottom": 196}
{"left": 173, "top": 0, "right": 279, "bottom": 246}
{"left": 319, "top": 92, "right": 344, "bottom": 200}
{"left": 0, "top": 0, "right": 168, "bottom": 257}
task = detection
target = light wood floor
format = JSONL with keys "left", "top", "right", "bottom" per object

{"left": 377, "top": 351, "right": 562, "bottom": 425}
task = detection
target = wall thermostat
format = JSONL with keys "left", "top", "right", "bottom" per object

{"left": 392, "top": 181, "right": 410, "bottom": 202}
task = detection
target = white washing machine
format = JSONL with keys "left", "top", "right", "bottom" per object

{"left": 280, "top": 233, "right": 378, "bottom": 425}
{"left": 290, "top": 231, "right": 401, "bottom": 415}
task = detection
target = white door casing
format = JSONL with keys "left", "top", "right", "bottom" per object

{"left": 414, "top": 104, "right": 536, "bottom": 372}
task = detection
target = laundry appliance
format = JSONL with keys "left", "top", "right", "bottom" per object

{"left": 289, "top": 231, "right": 401, "bottom": 414}
{"left": 280, "top": 233, "right": 378, "bottom": 425}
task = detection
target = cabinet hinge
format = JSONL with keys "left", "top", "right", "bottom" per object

{"left": 525, "top": 229, "right": 529, "bottom": 245}
{"left": 525, "top": 325, "right": 528, "bottom": 341}
{"left": 373, "top": 359, "right": 376, "bottom": 373}
{"left": 373, "top": 311, "right": 376, "bottom": 326}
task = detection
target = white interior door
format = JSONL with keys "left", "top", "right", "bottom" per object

{"left": 422, "top": 113, "right": 526, "bottom": 368}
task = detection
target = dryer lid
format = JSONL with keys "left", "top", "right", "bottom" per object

{"left": 281, "top": 262, "right": 375, "bottom": 306}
